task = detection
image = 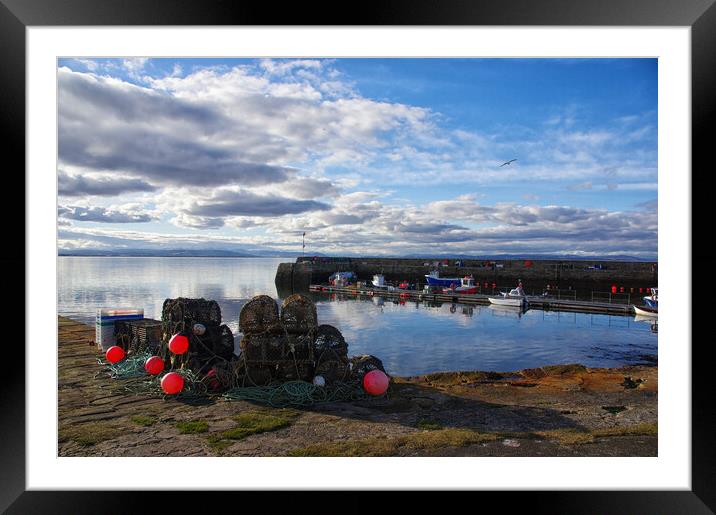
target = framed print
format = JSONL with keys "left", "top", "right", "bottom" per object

{"left": 4, "top": 0, "right": 714, "bottom": 511}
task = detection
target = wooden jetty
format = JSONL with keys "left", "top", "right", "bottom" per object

{"left": 309, "top": 285, "right": 636, "bottom": 316}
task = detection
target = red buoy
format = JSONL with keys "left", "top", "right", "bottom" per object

{"left": 144, "top": 356, "right": 164, "bottom": 375}
{"left": 363, "top": 369, "right": 390, "bottom": 396}
{"left": 203, "top": 368, "right": 221, "bottom": 391}
{"left": 168, "top": 334, "right": 189, "bottom": 355}
{"left": 161, "top": 372, "right": 184, "bottom": 395}
{"left": 105, "top": 345, "right": 125, "bottom": 364}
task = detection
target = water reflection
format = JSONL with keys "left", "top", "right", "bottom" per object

{"left": 58, "top": 257, "right": 658, "bottom": 376}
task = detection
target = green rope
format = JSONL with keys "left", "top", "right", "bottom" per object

{"left": 222, "top": 380, "right": 375, "bottom": 408}
{"left": 98, "top": 351, "right": 153, "bottom": 379}
{"left": 97, "top": 354, "right": 383, "bottom": 406}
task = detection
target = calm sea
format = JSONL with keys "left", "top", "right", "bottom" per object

{"left": 58, "top": 256, "right": 657, "bottom": 376}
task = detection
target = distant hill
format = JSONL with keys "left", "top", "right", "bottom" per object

{"left": 58, "top": 248, "right": 326, "bottom": 258}
{"left": 57, "top": 248, "right": 652, "bottom": 261}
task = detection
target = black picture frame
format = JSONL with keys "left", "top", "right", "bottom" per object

{"left": 3, "top": 0, "right": 713, "bottom": 512}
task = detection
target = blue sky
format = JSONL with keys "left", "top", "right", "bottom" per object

{"left": 57, "top": 58, "right": 657, "bottom": 257}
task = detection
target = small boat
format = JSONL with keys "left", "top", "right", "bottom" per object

{"left": 633, "top": 287, "right": 658, "bottom": 317}
{"left": 329, "top": 271, "right": 355, "bottom": 287}
{"left": 489, "top": 287, "right": 527, "bottom": 308}
{"left": 442, "top": 275, "right": 478, "bottom": 294}
{"left": 425, "top": 270, "right": 461, "bottom": 288}
{"left": 372, "top": 274, "right": 387, "bottom": 288}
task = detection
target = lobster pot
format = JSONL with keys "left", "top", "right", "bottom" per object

{"left": 95, "top": 308, "right": 144, "bottom": 351}
{"left": 314, "top": 324, "right": 348, "bottom": 360}
{"left": 349, "top": 355, "right": 388, "bottom": 382}
{"left": 161, "top": 298, "right": 222, "bottom": 336}
{"left": 239, "top": 295, "right": 280, "bottom": 335}
{"left": 239, "top": 333, "right": 288, "bottom": 364}
{"left": 315, "top": 356, "right": 350, "bottom": 384}
{"left": 194, "top": 324, "right": 235, "bottom": 360}
{"left": 285, "top": 333, "right": 315, "bottom": 363}
{"left": 279, "top": 361, "right": 314, "bottom": 382}
{"left": 280, "top": 294, "right": 318, "bottom": 334}
{"left": 114, "top": 318, "right": 162, "bottom": 354}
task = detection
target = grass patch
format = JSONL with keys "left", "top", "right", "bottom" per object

{"left": 59, "top": 423, "right": 123, "bottom": 447}
{"left": 176, "top": 420, "right": 209, "bottom": 434}
{"left": 534, "top": 428, "right": 596, "bottom": 445}
{"left": 131, "top": 415, "right": 158, "bottom": 427}
{"left": 206, "top": 436, "right": 234, "bottom": 453}
{"left": 221, "top": 412, "right": 293, "bottom": 440}
{"left": 205, "top": 410, "right": 298, "bottom": 453}
{"left": 535, "top": 423, "right": 658, "bottom": 445}
{"left": 592, "top": 423, "right": 657, "bottom": 438}
{"left": 288, "top": 428, "right": 499, "bottom": 457}
{"left": 415, "top": 418, "right": 443, "bottom": 430}
{"left": 288, "top": 423, "right": 659, "bottom": 456}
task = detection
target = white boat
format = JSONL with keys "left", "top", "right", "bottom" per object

{"left": 488, "top": 287, "right": 527, "bottom": 308}
{"left": 372, "top": 274, "right": 390, "bottom": 289}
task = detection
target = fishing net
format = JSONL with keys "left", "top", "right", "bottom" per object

{"left": 280, "top": 294, "right": 318, "bottom": 334}
{"left": 239, "top": 295, "right": 281, "bottom": 335}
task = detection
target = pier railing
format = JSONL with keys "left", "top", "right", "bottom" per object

{"left": 591, "top": 291, "right": 632, "bottom": 305}
{"left": 542, "top": 289, "right": 578, "bottom": 301}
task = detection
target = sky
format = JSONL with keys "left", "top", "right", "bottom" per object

{"left": 57, "top": 57, "right": 658, "bottom": 258}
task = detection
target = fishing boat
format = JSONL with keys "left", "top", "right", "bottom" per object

{"left": 488, "top": 287, "right": 527, "bottom": 308}
{"left": 643, "top": 287, "right": 658, "bottom": 308}
{"left": 424, "top": 270, "right": 461, "bottom": 288}
{"left": 442, "top": 275, "right": 478, "bottom": 294}
{"left": 633, "top": 287, "right": 658, "bottom": 317}
{"left": 328, "top": 271, "right": 355, "bottom": 287}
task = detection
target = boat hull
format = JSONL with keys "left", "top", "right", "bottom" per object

{"left": 633, "top": 305, "right": 658, "bottom": 317}
{"left": 443, "top": 286, "right": 479, "bottom": 294}
{"left": 425, "top": 275, "right": 460, "bottom": 287}
{"left": 489, "top": 296, "right": 525, "bottom": 307}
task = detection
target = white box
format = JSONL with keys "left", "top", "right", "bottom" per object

{"left": 95, "top": 308, "right": 144, "bottom": 351}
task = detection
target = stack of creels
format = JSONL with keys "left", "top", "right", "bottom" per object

{"left": 160, "top": 297, "right": 235, "bottom": 372}
{"left": 238, "top": 296, "right": 285, "bottom": 386}
{"left": 314, "top": 324, "right": 350, "bottom": 384}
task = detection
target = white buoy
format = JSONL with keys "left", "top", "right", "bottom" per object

{"left": 312, "top": 375, "right": 326, "bottom": 387}
{"left": 192, "top": 323, "right": 206, "bottom": 336}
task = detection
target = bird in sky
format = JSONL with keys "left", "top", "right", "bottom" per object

{"left": 500, "top": 159, "right": 517, "bottom": 167}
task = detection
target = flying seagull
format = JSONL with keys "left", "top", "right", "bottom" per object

{"left": 500, "top": 159, "right": 517, "bottom": 167}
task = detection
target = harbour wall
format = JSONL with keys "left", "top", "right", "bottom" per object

{"left": 275, "top": 257, "right": 658, "bottom": 299}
